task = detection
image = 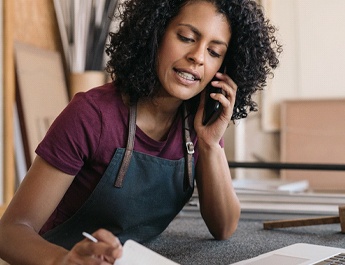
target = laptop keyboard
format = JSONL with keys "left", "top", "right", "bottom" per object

{"left": 314, "top": 253, "right": 345, "bottom": 265}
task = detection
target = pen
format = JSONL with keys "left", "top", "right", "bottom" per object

{"left": 82, "top": 232, "right": 98, "bottom": 243}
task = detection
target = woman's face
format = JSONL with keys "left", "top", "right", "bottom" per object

{"left": 156, "top": 1, "right": 231, "bottom": 101}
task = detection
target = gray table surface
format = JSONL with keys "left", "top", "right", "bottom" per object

{"left": 144, "top": 210, "right": 345, "bottom": 265}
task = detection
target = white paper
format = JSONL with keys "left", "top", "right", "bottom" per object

{"left": 114, "top": 240, "right": 179, "bottom": 265}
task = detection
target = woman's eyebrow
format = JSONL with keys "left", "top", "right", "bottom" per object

{"left": 178, "top": 23, "right": 228, "bottom": 48}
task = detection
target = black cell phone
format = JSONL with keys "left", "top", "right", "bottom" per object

{"left": 202, "top": 65, "right": 226, "bottom": 126}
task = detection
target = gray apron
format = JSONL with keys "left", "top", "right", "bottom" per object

{"left": 43, "top": 103, "right": 195, "bottom": 250}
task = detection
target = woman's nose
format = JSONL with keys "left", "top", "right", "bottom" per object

{"left": 187, "top": 45, "right": 205, "bottom": 65}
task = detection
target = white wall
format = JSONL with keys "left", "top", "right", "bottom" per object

{"left": 262, "top": 0, "right": 345, "bottom": 131}
{"left": 227, "top": 0, "right": 345, "bottom": 180}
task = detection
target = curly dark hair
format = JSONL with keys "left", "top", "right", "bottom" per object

{"left": 105, "top": 0, "right": 282, "bottom": 120}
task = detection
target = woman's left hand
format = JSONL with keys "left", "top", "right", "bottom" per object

{"left": 194, "top": 72, "right": 238, "bottom": 143}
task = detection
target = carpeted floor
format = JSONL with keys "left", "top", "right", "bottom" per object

{"left": 143, "top": 211, "right": 345, "bottom": 265}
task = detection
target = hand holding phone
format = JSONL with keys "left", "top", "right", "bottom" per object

{"left": 202, "top": 66, "right": 226, "bottom": 126}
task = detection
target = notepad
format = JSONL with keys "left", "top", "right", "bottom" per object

{"left": 114, "top": 240, "right": 179, "bottom": 265}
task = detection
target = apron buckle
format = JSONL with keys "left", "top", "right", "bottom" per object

{"left": 185, "top": 141, "right": 195, "bottom": 154}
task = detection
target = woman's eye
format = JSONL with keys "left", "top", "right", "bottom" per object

{"left": 207, "top": 48, "right": 221, "bottom": 58}
{"left": 178, "top": 34, "right": 194, "bottom": 43}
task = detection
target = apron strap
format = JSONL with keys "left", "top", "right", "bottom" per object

{"left": 183, "top": 103, "right": 194, "bottom": 189}
{"left": 114, "top": 102, "right": 194, "bottom": 189}
{"left": 114, "top": 104, "right": 137, "bottom": 187}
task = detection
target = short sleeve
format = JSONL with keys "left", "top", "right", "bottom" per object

{"left": 36, "top": 92, "right": 102, "bottom": 175}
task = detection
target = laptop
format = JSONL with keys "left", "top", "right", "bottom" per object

{"left": 231, "top": 243, "right": 345, "bottom": 265}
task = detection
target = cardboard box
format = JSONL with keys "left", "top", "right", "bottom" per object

{"left": 280, "top": 99, "right": 345, "bottom": 191}
{"left": 15, "top": 42, "right": 69, "bottom": 167}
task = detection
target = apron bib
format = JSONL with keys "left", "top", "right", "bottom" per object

{"left": 43, "top": 103, "right": 195, "bottom": 249}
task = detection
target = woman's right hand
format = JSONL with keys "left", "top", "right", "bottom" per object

{"left": 60, "top": 229, "right": 123, "bottom": 265}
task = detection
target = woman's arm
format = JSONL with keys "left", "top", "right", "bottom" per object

{"left": 0, "top": 156, "right": 122, "bottom": 265}
{"left": 195, "top": 143, "right": 240, "bottom": 240}
{"left": 194, "top": 72, "right": 241, "bottom": 240}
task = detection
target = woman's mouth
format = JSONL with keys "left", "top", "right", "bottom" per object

{"left": 174, "top": 69, "right": 201, "bottom": 82}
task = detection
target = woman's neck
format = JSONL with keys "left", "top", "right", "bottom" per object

{"left": 136, "top": 96, "right": 182, "bottom": 141}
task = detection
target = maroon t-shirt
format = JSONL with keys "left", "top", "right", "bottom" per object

{"left": 36, "top": 83, "right": 200, "bottom": 234}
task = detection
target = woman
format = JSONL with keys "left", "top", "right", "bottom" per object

{"left": 0, "top": 0, "right": 281, "bottom": 264}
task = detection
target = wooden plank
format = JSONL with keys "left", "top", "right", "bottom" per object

{"left": 14, "top": 0, "right": 61, "bottom": 51}
{"left": 0, "top": 0, "right": 3, "bottom": 205}
{"left": 3, "top": 0, "right": 15, "bottom": 209}
{"left": 1, "top": 0, "right": 62, "bottom": 214}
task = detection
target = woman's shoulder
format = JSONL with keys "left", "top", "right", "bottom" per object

{"left": 68, "top": 82, "right": 127, "bottom": 116}
{"left": 74, "top": 82, "right": 122, "bottom": 105}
